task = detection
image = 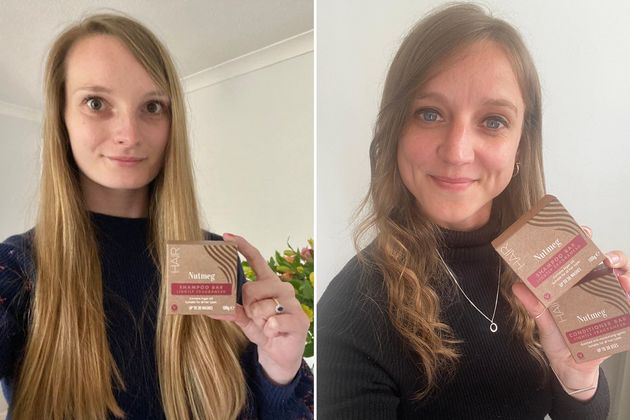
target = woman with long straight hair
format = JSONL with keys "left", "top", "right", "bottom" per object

{"left": 318, "top": 4, "right": 628, "bottom": 419}
{"left": 0, "top": 13, "right": 312, "bottom": 420}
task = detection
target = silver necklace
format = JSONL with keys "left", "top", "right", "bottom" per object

{"left": 437, "top": 252, "right": 501, "bottom": 333}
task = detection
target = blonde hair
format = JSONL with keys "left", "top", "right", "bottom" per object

{"left": 13, "top": 13, "right": 247, "bottom": 419}
{"left": 355, "top": 3, "right": 546, "bottom": 399}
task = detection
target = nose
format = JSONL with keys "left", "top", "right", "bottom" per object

{"left": 437, "top": 119, "right": 474, "bottom": 165}
{"left": 113, "top": 111, "right": 140, "bottom": 146}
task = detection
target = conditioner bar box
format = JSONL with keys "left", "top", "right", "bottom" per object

{"left": 492, "top": 195, "right": 605, "bottom": 307}
{"left": 549, "top": 264, "right": 630, "bottom": 363}
{"left": 166, "top": 240, "right": 237, "bottom": 315}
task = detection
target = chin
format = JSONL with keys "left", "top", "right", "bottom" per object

{"left": 102, "top": 178, "right": 152, "bottom": 191}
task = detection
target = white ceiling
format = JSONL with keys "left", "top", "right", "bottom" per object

{"left": 0, "top": 0, "right": 313, "bottom": 111}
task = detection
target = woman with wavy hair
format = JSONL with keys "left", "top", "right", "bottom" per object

{"left": 318, "top": 4, "right": 628, "bottom": 419}
{"left": 0, "top": 13, "right": 312, "bottom": 420}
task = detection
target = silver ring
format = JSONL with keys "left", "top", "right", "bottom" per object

{"left": 272, "top": 298, "right": 284, "bottom": 314}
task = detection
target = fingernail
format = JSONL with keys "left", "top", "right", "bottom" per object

{"left": 223, "top": 233, "right": 234, "bottom": 239}
{"left": 582, "top": 226, "right": 592, "bottom": 236}
{"left": 606, "top": 254, "right": 620, "bottom": 265}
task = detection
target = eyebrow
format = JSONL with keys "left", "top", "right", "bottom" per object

{"left": 72, "top": 85, "right": 112, "bottom": 95}
{"left": 72, "top": 85, "right": 169, "bottom": 99}
{"left": 143, "top": 89, "right": 170, "bottom": 100}
{"left": 481, "top": 98, "right": 519, "bottom": 114}
{"left": 414, "top": 92, "right": 448, "bottom": 103}
{"left": 414, "top": 92, "right": 519, "bottom": 114}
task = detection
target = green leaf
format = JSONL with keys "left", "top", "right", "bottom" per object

{"left": 303, "top": 337, "right": 314, "bottom": 358}
{"left": 289, "top": 280, "right": 302, "bottom": 291}
{"left": 301, "top": 281, "right": 314, "bottom": 301}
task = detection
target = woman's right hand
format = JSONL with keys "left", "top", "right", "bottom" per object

{"left": 512, "top": 226, "right": 629, "bottom": 401}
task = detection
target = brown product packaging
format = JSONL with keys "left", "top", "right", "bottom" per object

{"left": 549, "top": 264, "right": 630, "bottom": 363}
{"left": 492, "top": 195, "right": 605, "bottom": 307}
{"left": 166, "top": 240, "right": 237, "bottom": 315}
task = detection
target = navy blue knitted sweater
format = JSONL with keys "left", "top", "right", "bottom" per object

{"left": 0, "top": 212, "right": 313, "bottom": 419}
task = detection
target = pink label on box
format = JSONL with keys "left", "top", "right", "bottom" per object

{"left": 171, "top": 283, "right": 232, "bottom": 295}
{"left": 527, "top": 235, "right": 587, "bottom": 287}
{"left": 565, "top": 314, "right": 630, "bottom": 344}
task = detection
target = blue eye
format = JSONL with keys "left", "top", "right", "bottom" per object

{"left": 85, "top": 97, "right": 104, "bottom": 111}
{"left": 416, "top": 109, "right": 442, "bottom": 123}
{"left": 484, "top": 117, "right": 508, "bottom": 129}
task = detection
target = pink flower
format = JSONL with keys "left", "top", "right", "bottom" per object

{"left": 300, "top": 247, "right": 313, "bottom": 262}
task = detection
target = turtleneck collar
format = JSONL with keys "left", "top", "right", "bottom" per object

{"left": 89, "top": 211, "right": 149, "bottom": 247}
{"left": 437, "top": 210, "right": 503, "bottom": 265}
{"left": 440, "top": 215, "right": 501, "bottom": 249}
{"left": 89, "top": 211, "right": 148, "bottom": 223}
{"left": 89, "top": 211, "right": 149, "bottom": 230}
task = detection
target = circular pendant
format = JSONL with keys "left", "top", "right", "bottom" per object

{"left": 490, "top": 322, "right": 498, "bottom": 333}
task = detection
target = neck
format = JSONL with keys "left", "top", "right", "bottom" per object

{"left": 80, "top": 175, "right": 149, "bottom": 218}
{"left": 432, "top": 205, "right": 492, "bottom": 232}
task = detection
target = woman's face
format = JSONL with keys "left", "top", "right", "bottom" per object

{"left": 397, "top": 40, "right": 524, "bottom": 231}
{"left": 64, "top": 35, "right": 170, "bottom": 194}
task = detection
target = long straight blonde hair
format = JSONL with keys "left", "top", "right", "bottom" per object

{"left": 12, "top": 13, "right": 247, "bottom": 419}
{"left": 355, "top": 3, "right": 547, "bottom": 399}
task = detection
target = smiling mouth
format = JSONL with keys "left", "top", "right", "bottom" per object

{"left": 107, "top": 156, "right": 146, "bottom": 166}
{"left": 108, "top": 156, "right": 145, "bottom": 162}
{"left": 430, "top": 175, "right": 476, "bottom": 191}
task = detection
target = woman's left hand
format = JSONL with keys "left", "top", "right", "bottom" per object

{"left": 512, "top": 230, "right": 629, "bottom": 401}
{"left": 210, "top": 233, "right": 310, "bottom": 385}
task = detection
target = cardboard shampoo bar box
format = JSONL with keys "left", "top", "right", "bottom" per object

{"left": 492, "top": 195, "right": 605, "bottom": 306}
{"left": 166, "top": 240, "right": 237, "bottom": 315}
{"left": 492, "top": 194, "right": 630, "bottom": 362}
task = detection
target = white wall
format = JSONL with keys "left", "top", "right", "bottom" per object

{"left": 0, "top": 113, "right": 40, "bottom": 240}
{"left": 187, "top": 51, "right": 314, "bottom": 259}
{"left": 316, "top": 1, "right": 630, "bottom": 419}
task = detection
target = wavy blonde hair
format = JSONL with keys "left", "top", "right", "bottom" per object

{"left": 12, "top": 13, "right": 247, "bottom": 419}
{"left": 355, "top": 3, "right": 546, "bottom": 399}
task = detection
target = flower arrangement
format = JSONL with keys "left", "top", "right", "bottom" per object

{"left": 242, "top": 239, "right": 314, "bottom": 357}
